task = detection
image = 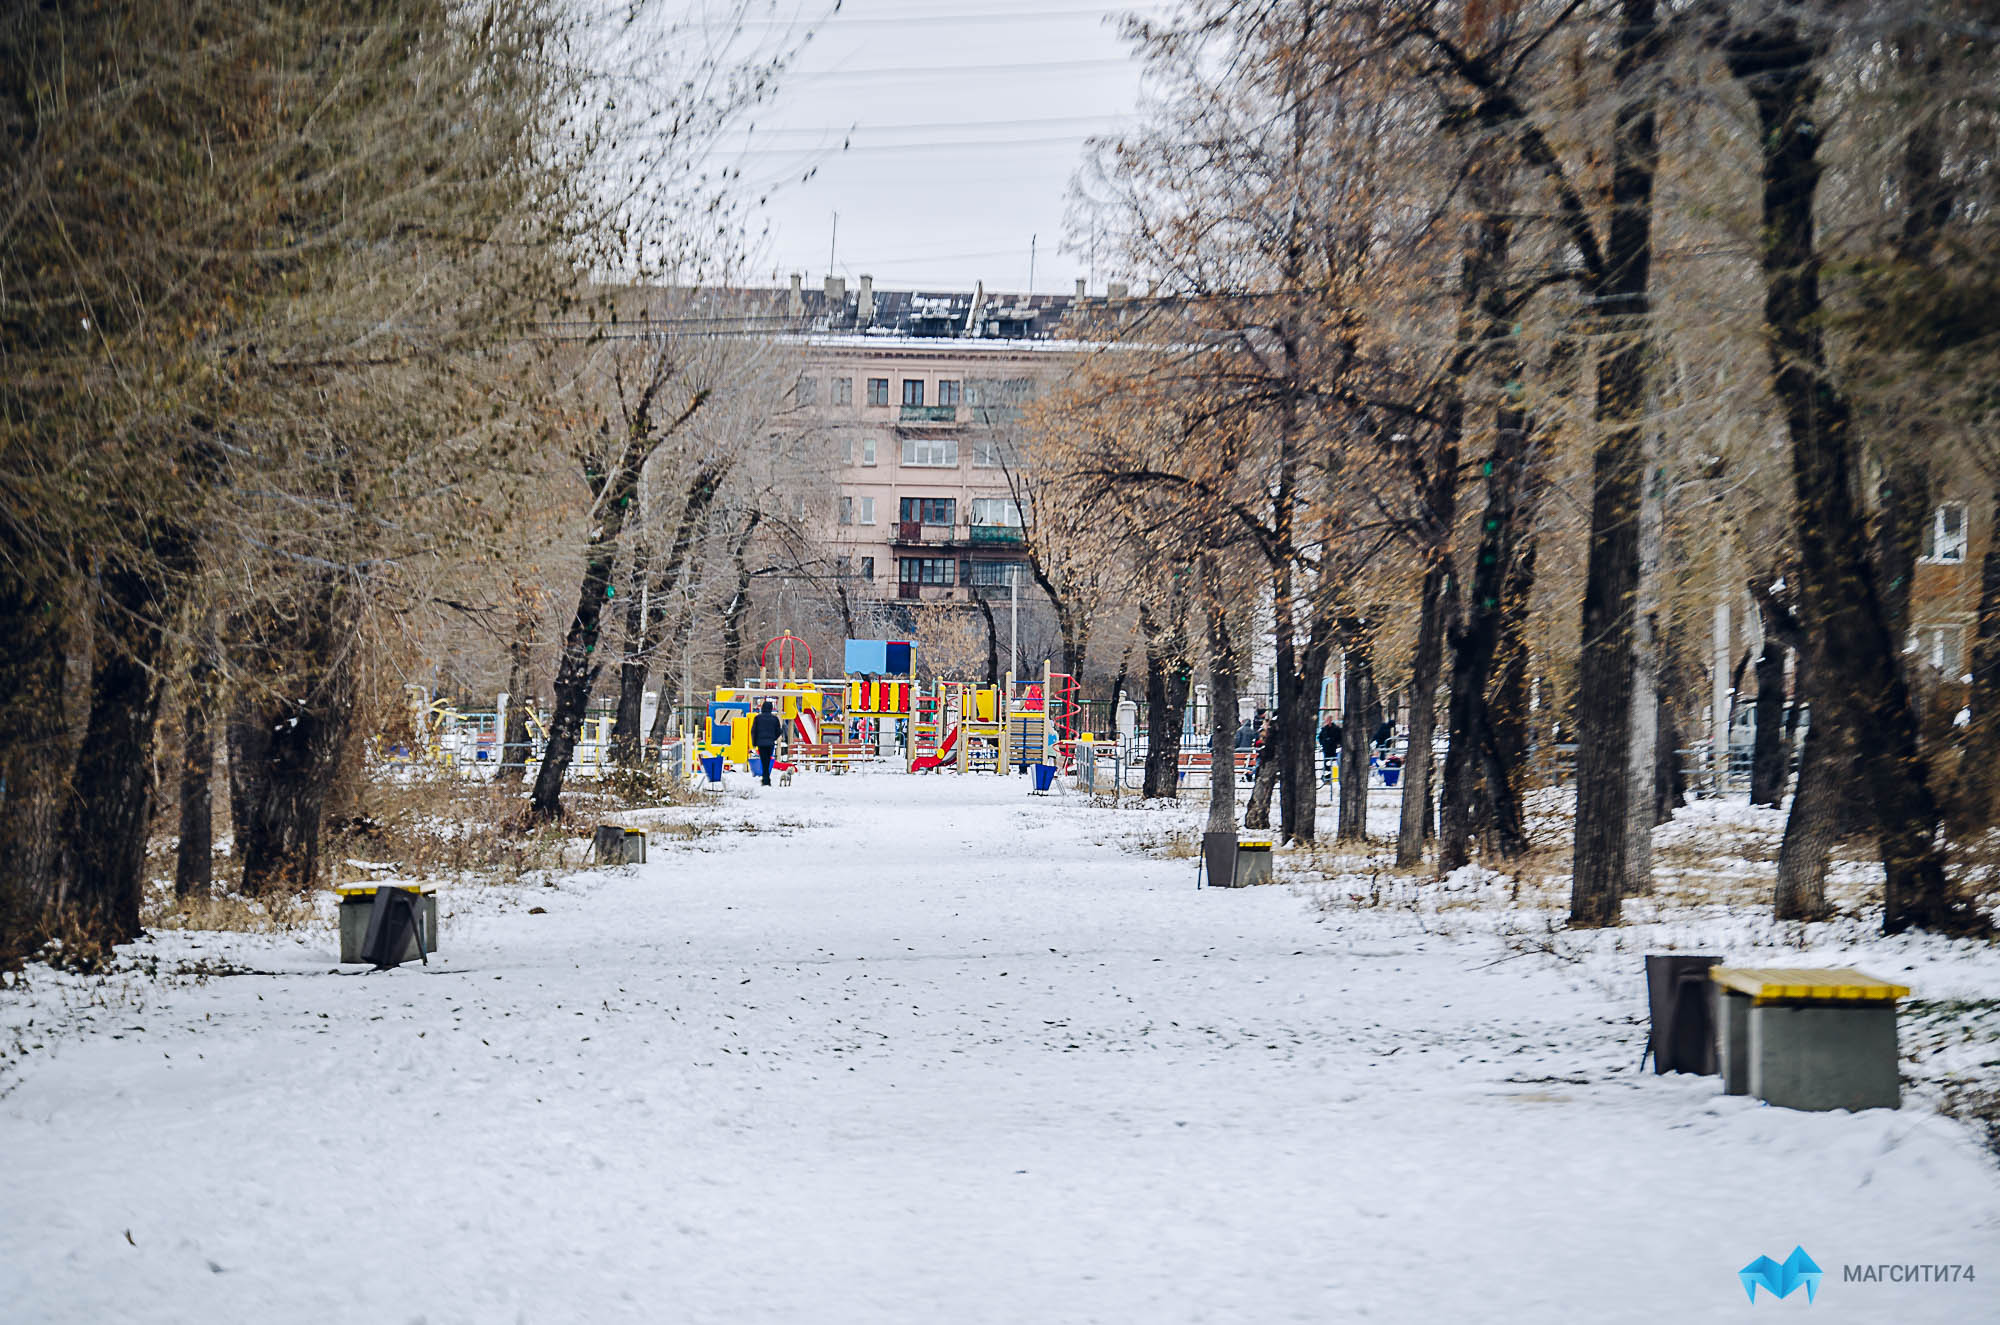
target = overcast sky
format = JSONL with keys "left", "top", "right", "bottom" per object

{"left": 703, "top": 0, "right": 1159, "bottom": 295}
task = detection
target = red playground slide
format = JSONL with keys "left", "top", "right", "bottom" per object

{"left": 909, "top": 725, "right": 960, "bottom": 774}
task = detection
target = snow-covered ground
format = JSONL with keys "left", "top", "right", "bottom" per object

{"left": 3, "top": 771, "right": 1998, "bottom": 1323}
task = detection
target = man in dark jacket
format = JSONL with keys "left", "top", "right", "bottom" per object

{"left": 750, "top": 701, "right": 783, "bottom": 786}
{"left": 1318, "top": 716, "right": 1342, "bottom": 785}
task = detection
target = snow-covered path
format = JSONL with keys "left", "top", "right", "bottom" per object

{"left": 4, "top": 772, "right": 1997, "bottom": 1323}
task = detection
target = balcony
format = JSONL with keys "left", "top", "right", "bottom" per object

{"left": 899, "top": 403, "right": 960, "bottom": 424}
{"left": 894, "top": 520, "right": 961, "bottom": 546}
{"left": 968, "top": 524, "right": 1025, "bottom": 545}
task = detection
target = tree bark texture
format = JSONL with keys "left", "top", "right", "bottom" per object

{"left": 1397, "top": 557, "right": 1450, "bottom": 867}
{"left": 1726, "top": 18, "right": 1965, "bottom": 933}
{"left": 1338, "top": 627, "right": 1377, "bottom": 842}
{"left": 1948, "top": 487, "right": 2000, "bottom": 834}
{"left": 718, "top": 510, "right": 762, "bottom": 687}
{"left": 1568, "top": 0, "right": 1663, "bottom": 928}
{"left": 1775, "top": 714, "right": 1842, "bottom": 920}
{"left": 175, "top": 627, "right": 218, "bottom": 897}
{"left": 1139, "top": 600, "right": 1190, "bottom": 801}
{"left": 1203, "top": 582, "right": 1240, "bottom": 836}
{"left": 0, "top": 557, "right": 73, "bottom": 965}
{"left": 608, "top": 541, "right": 651, "bottom": 767}
{"left": 496, "top": 588, "right": 535, "bottom": 787}
{"left": 1750, "top": 639, "right": 1790, "bottom": 806}
{"left": 227, "top": 593, "right": 360, "bottom": 894}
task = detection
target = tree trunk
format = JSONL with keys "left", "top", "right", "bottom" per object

{"left": 1775, "top": 715, "right": 1842, "bottom": 921}
{"left": 530, "top": 388, "right": 707, "bottom": 820}
{"left": 1203, "top": 582, "right": 1240, "bottom": 836}
{"left": 1244, "top": 734, "right": 1279, "bottom": 831}
{"left": 1139, "top": 601, "right": 1189, "bottom": 801}
{"left": 1726, "top": 19, "right": 1966, "bottom": 934}
{"left": 1569, "top": 0, "right": 1663, "bottom": 929}
{"left": 496, "top": 588, "right": 535, "bottom": 788}
{"left": 1397, "top": 560, "right": 1449, "bottom": 867}
{"left": 1750, "top": 639, "right": 1789, "bottom": 806}
{"left": 63, "top": 557, "right": 182, "bottom": 946}
{"left": 228, "top": 594, "right": 360, "bottom": 895}
{"left": 718, "top": 511, "right": 762, "bottom": 686}
{"left": 1949, "top": 487, "right": 2000, "bottom": 834}
{"left": 1625, "top": 440, "right": 1666, "bottom": 893}
{"left": 175, "top": 625, "right": 218, "bottom": 897}
{"left": 975, "top": 592, "right": 1001, "bottom": 686}
{"left": 1338, "top": 627, "right": 1377, "bottom": 842}
{"left": 609, "top": 542, "right": 651, "bottom": 767}
{"left": 0, "top": 558, "right": 74, "bottom": 963}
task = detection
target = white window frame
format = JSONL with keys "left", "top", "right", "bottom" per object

{"left": 861, "top": 437, "right": 877, "bottom": 466}
{"left": 1922, "top": 502, "right": 1968, "bottom": 564}
{"left": 839, "top": 496, "right": 853, "bottom": 525}
{"left": 859, "top": 496, "right": 876, "bottom": 525}
{"left": 831, "top": 377, "right": 852, "bottom": 406}
{"left": 970, "top": 497, "right": 1022, "bottom": 527}
{"left": 901, "top": 437, "right": 959, "bottom": 467}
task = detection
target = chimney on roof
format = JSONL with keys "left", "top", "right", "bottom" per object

{"left": 1075, "top": 278, "right": 1086, "bottom": 297}
{"left": 788, "top": 273, "right": 804, "bottom": 316}
{"left": 824, "top": 274, "right": 846, "bottom": 307}
{"left": 1107, "top": 280, "right": 1129, "bottom": 301}
{"left": 858, "top": 274, "right": 874, "bottom": 328}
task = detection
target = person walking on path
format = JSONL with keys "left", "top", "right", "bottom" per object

{"left": 1318, "top": 716, "right": 1342, "bottom": 786}
{"left": 751, "top": 701, "right": 783, "bottom": 787}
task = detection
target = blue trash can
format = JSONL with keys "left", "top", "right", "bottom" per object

{"left": 1032, "top": 763, "right": 1057, "bottom": 792}
{"left": 1381, "top": 765, "right": 1401, "bottom": 787}
{"left": 700, "top": 755, "right": 724, "bottom": 783}
{"left": 748, "top": 755, "right": 767, "bottom": 779}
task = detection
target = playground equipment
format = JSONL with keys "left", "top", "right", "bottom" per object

{"left": 683, "top": 633, "right": 1091, "bottom": 784}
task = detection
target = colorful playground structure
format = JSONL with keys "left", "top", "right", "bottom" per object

{"left": 691, "top": 632, "right": 1087, "bottom": 782}
{"left": 380, "top": 632, "right": 1092, "bottom": 787}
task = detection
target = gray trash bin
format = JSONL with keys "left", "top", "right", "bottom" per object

{"left": 1646, "top": 954, "right": 1720, "bottom": 1074}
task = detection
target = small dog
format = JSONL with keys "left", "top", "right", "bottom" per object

{"left": 778, "top": 766, "right": 794, "bottom": 787}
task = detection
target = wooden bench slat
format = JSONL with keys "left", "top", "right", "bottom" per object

{"left": 1709, "top": 966, "right": 1910, "bottom": 1003}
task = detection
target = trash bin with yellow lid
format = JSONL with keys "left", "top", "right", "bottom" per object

{"left": 335, "top": 883, "right": 438, "bottom": 966}
{"left": 1234, "top": 840, "right": 1274, "bottom": 887}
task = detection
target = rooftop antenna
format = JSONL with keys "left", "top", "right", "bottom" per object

{"left": 829, "top": 211, "right": 838, "bottom": 274}
{"left": 1028, "top": 233, "right": 1036, "bottom": 295}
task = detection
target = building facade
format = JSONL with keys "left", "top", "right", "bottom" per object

{"left": 781, "top": 275, "right": 1095, "bottom": 610}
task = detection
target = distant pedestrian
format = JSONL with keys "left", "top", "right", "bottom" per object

{"left": 1318, "top": 716, "right": 1342, "bottom": 784}
{"left": 1235, "top": 716, "right": 1257, "bottom": 750}
{"left": 1371, "top": 719, "right": 1394, "bottom": 751}
{"left": 751, "top": 700, "right": 783, "bottom": 787}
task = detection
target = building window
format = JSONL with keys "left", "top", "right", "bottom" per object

{"left": 902, "top": 379, "right": 926, "bottom": 407}
{"left": 901, "top": 437, "right": 959, "bottom": 467}
{"left": 970, "top": 438, "right": 1007, "bottom": 468}
{"left": 969, "top": 560, "right": 1025, "bottom": 587}
{"left": 860, "top": 556, "right": 874, "bottom": 581}
{"left": 900, "top": 497, "right": 956, "bottom": 526}
{"left": 859, "top": 496, "right": 876, "bottom": 525}
{"left": 1910, "top": 623, "right": 1967, "bottom": 674}
{"left": 861, "top": 437, "right": 877, "bottom": 466}
{"left": 795, "top": 376, "right": 817, "bottom": 406}
{"left": 937, "top": 379, "right": 961, "bottom": 406}
{"left": 898, "top": 556, "right": 956, "bottom": 586}
{"left": 840, "top": 496, "right": 853, "bottom": 525}
{"left": 867, "top": 378, "right": 889, "bottom": 407}
{"left": 831, "top": 377, "right": 852, "bottom": 406}
{"left": 970, "top": 497, "right": 1022, "bottom": 526}
{"left": 1923, "top": 502, "right": 1968, "bottom": 563}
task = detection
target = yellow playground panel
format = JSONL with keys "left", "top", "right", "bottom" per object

{"left": 703, "top": 683, "right": 826, "bottom": 766}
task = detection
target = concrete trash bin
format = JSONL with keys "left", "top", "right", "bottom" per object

{"left": 1235, "top": 840, "right": 1273, "bottom": 886}
{"left": 1645, "top": 954, "right": 1720, "bottom": 1074}
{"left": 1710, "top": 967, "right": 1909, "bottom": 1111}
{"left": 592, "top": 825, "right": 647, "bottom": 865}
{"left": 336, "top": 884, "right": 437, "bottom": 965}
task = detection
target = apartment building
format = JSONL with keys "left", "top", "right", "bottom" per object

{"left": 781, "top": 274, "right": 1101, "bottom": 610}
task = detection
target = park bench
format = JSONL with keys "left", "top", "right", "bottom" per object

{"left": 1710, "top": 966, "right": 1909, "bottom": 1112}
